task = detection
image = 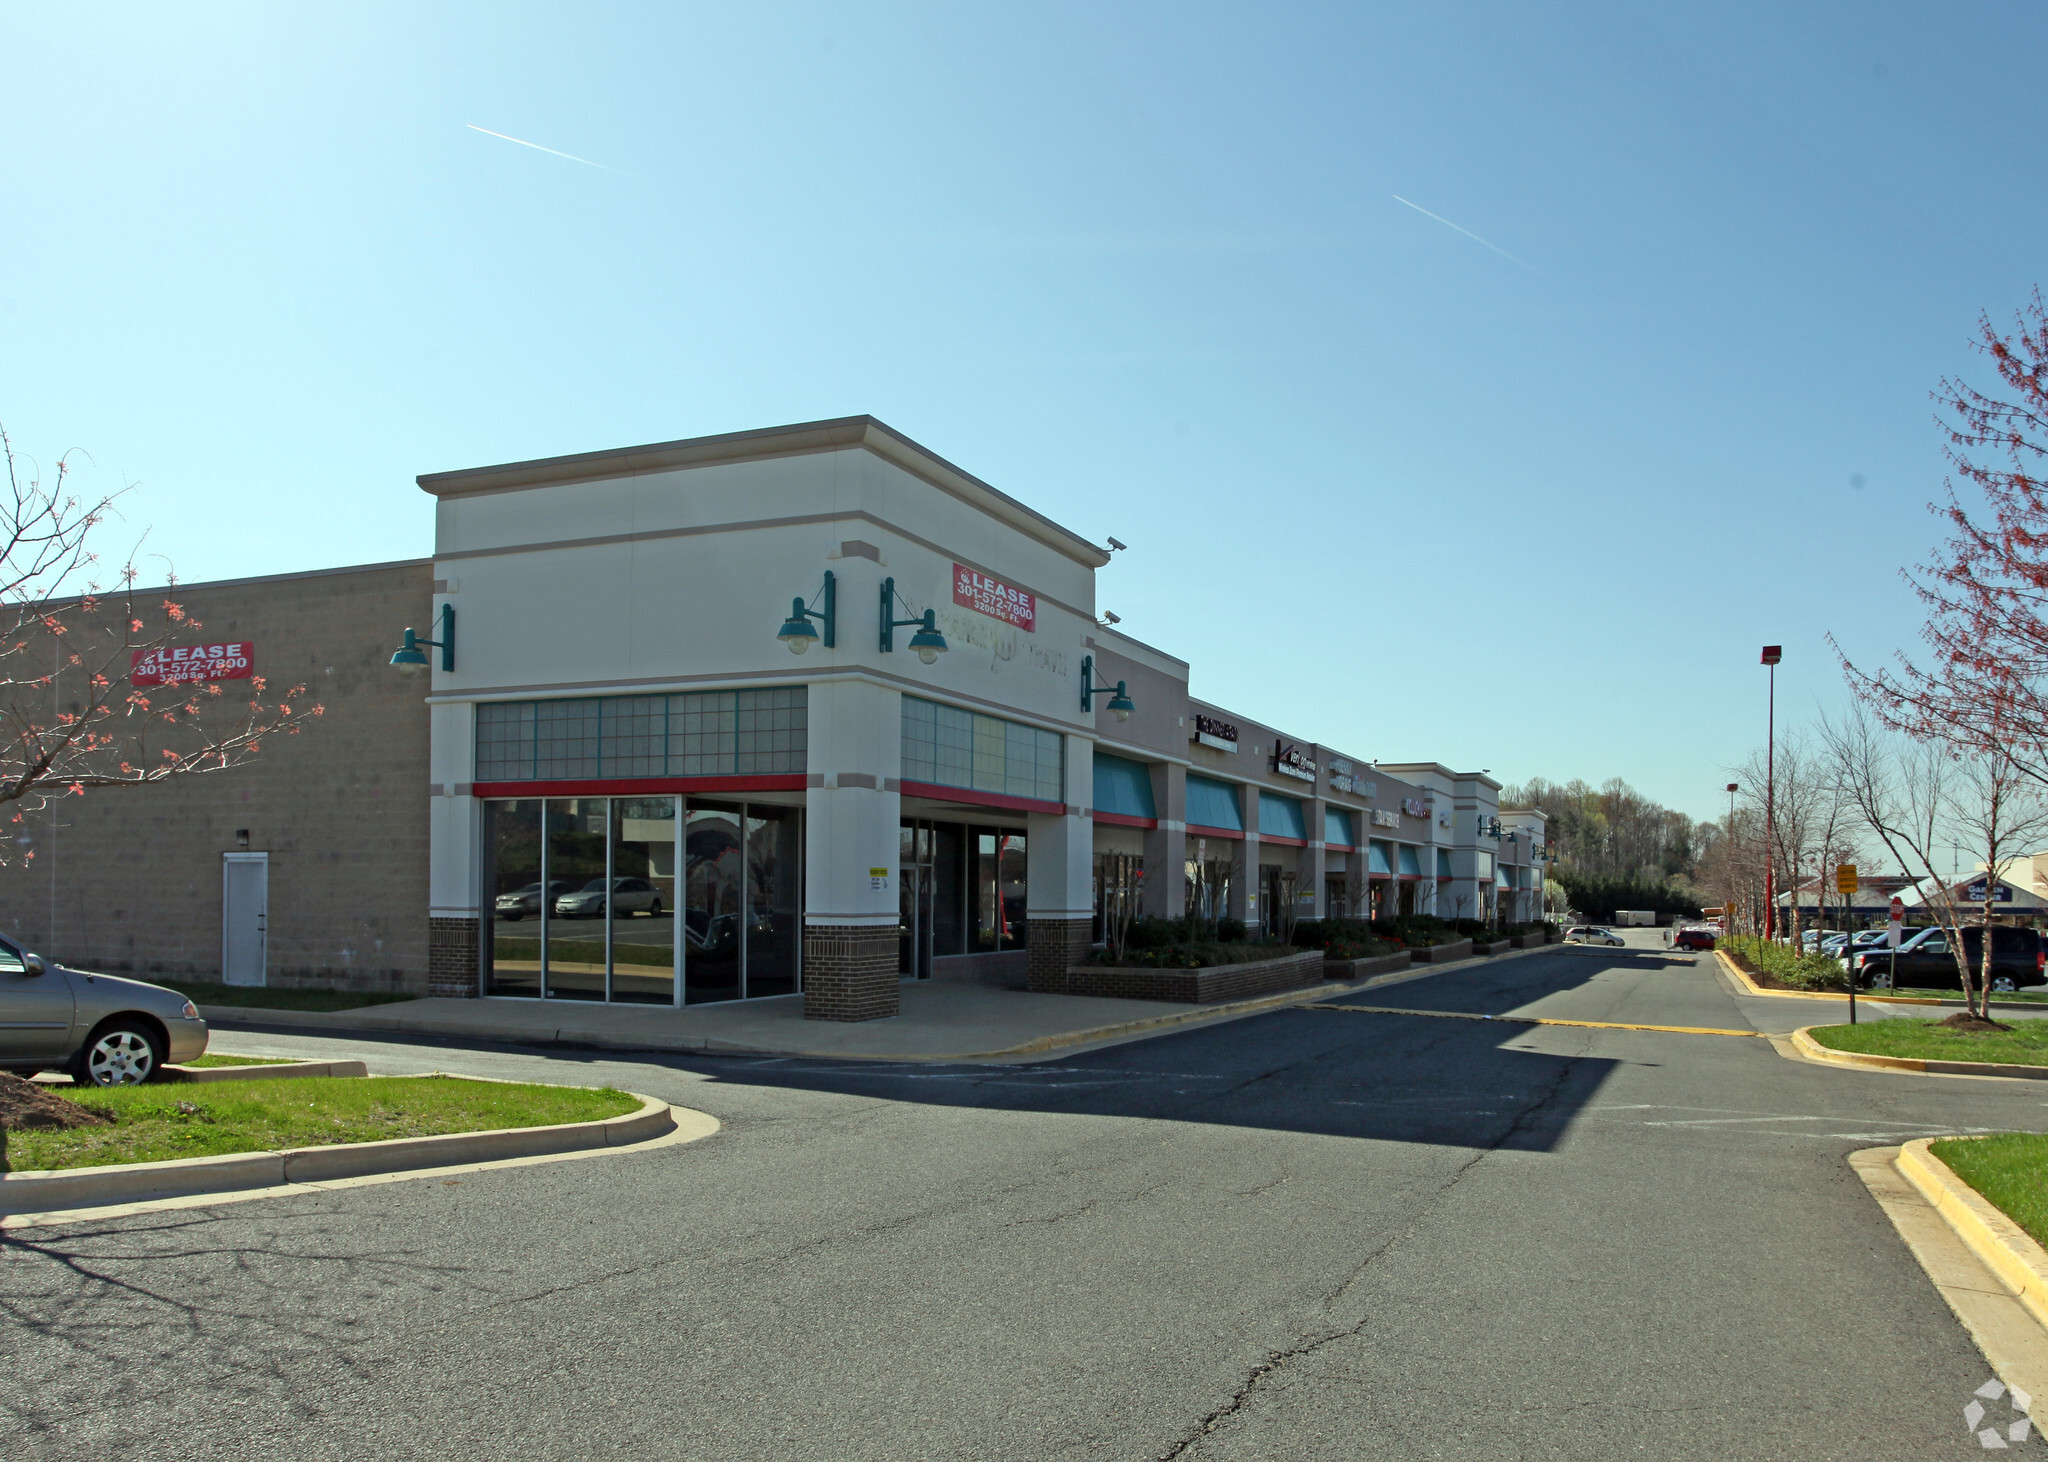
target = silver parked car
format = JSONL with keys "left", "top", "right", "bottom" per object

{"left": 1564, "top": 925, "right": 1626, "bottom": 947}
{"left": 0, "top": 934, "right": 209, "bottom": 1085}
{"left": 554, "top": 877, "right": 664, "bottom": 919}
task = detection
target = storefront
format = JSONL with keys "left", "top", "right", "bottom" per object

{"left": 0, "top": 416, "right": 1538, "bottom": 1014}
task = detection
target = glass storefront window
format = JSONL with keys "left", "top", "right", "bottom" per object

{"left": 545, "top": 800, "right": 610, "bottom": 1000}
{"left": 745, "top": 807, "right": 801, "bottom": 998}
{"left": 685, "top": 803, "right": 744, "bottom": 1004}
{"left": 970, "top": 829, "right": 1028, "bottom": 952}
{"left": 484, "top": 800, "right": 544, "bottom": 998}
{"left": 611, "top": 798, "right": 678, "bottom": 1004}
{"left": 482, "top": 795, "right": 800, "bottom": 1005}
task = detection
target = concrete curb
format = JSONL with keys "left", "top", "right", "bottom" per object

{"left": 0, "top": 1081, "right": 677, "bottom": 1214}
{"left": 167, "top": 1059, "right": 369, "bottom": 1083}
{"left": 206, "top": 943, "right": 1564, "bottom": 1064}
{"left": 1791, "top": 1025, "right": 2048, "bottom": 1081}
{"left": 1713, "top": 948, "right": 1943, "bottom": 1006}
{"left": 1898, "top": 1137, "right": 2048, "bottom": 1335}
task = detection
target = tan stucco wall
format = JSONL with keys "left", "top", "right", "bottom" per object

{"left": 0, "top": 560, "right": 432, "bottom": 990}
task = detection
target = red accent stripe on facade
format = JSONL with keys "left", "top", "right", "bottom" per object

{"left": 898, "top": 781, "right": 1065, "bottom": 817}
{"left": 1326, "top": 842, "right": 1356, "bottom": 853}
{"left": 1185, "top": 823, "right": 1245, "bottom": 841}
{"left": 471, "top": 774, "right": 807, "bottom": 798}
{"left": 1258, "top": 835, "right": 1308, "bottom": 848}
{"left": 1092, "top": 811, "right": 1157, "bottom": 830}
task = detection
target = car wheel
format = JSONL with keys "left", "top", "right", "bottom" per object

{"left": 648, "top": 898, "right": 662, "bottom": 919}
{"left": 73, "top": 1020, "right": 165, "bottom": 1086}
{"left": 1993, "top": 976, "right": 2018, "bottom": 994}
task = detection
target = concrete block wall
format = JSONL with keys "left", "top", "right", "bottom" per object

{"left": 0, "top": 560, "right": 434, "bottom": 990}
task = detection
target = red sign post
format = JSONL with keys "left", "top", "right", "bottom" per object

{"left": 132, "top": 642, "right": 254, "bottom": 688}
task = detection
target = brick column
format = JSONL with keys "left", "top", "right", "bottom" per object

{"left": 428, "top": 916, "right": 480, "bottom": 998}
{"left": 803, "top": 926, "right": 900, "bottom": 1021}
{"left": 1025, "top": 916, "right": 1096, "bottom": 994}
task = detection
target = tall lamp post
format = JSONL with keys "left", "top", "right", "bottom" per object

{"left": 1725, "top": 782, "right": 1739, "bottom": 931}
{"left": 1761, "top": 646, "right": 1782, "bottom": 940}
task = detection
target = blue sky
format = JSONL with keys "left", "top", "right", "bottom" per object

{"left": 3, "top": 2, "right": 2043, "bottom": 821}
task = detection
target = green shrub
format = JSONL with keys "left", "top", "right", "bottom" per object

{"left": 1723, "top": 933, "right": 1848, "bottom": 991}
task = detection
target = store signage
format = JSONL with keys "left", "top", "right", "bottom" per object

{"left": 132, "top": 642, "right": 254, "bottom": 688}
{"left": 953, "top": 564, "right": 1036, "bottom": 631}
{"left": 1372, "top": 808, "right": 1400, "bottom": 828}
{"left": 1192, "top": 713, "right": 1238, "bottom": 753}
{"left": 1273, "top": 741, "right": 1317, "bottom": 783}
{"left": 1401, "top": 797, "right": 1428, "bottom": 819}
{"left": 1964, "top": 880, "right": 2015, "bottom": 903}
{"left": 1327, "top": 759, "right": 1374, "bottom": 796}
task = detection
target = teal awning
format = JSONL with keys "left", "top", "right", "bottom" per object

{"left": 1324, "top": 807, "right": 1356, "bottom": 848}
{"left": 1186, "top": 775, "right": 1243, "bottom": 832}
{"left": 1397, "top": 845, "right": 1422, "bottom": 877}
{"left": 1092, "top": 752, "right": 1156, "bottom": 820}
{"left": 1436, "top": 849, "right": 1453, "bottom": 877}
{"left": 1259, "top": 791, "right": 1306, "bottom": 840}
{"left": 1369, "top": 840, "right": 1393, "bottom": 876}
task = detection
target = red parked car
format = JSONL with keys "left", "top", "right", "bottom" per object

{"left": 1673, "top": 928, "right": 1717, "bottom": 951}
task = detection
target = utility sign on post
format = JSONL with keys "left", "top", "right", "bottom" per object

{"left": 1835, "top": 864, "right": 1858, "bottom": 898}
{"left": 1888, "top": 896, "right": 1905, "bottom": 948}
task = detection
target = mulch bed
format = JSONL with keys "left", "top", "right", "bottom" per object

{"left": 1936, "top": 1012, "right": 2014, "bottom": 1034}
{"left": 0, "top": 1072, "right": 109, "bottom": 1131}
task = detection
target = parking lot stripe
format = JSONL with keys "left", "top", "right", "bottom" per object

{"left": 1306, "top": 1003, "right": 1762, "bottom": 1038}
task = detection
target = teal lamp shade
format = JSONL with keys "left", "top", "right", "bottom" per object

{"left": 907, "top": 610, "right": 948, "bottom": 665}
{"left": 1105, "top": 682, "right": 1135, "bottom": 722}
{"left": 389, "top": 628, "right": 431, "bottom": 674}
{"left": 778, "top": 598, "right": 820, "bottom": 655}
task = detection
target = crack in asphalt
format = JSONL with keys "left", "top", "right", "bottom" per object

{"left": 1151, "top": 1040, "right": 1586, "bottom": 1461}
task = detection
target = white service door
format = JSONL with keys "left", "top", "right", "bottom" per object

{"left": 222, "top": 853, "right": 269, "bottom": 987}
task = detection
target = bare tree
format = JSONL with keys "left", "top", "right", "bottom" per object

{"left": 1818, "top": 707, "right": 2048, "bottom": 1018}
{"left": 0, "top": 429, "right": 320, "bottom": 853}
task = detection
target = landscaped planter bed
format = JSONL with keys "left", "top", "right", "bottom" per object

{"left": 1039, "top": 949, "right": 1326, "bottom": 1003}
{"left": 1409, "top": 939, "right": 1474, "bottom": 965}
{"left": 1509, "top": 934, "right": 1543, "bottom": 949}
{"left": 3, "top": 1074, "right": 640, "bottom": 1173}
{"left": 1323, "top": 951, "right": 1413, "bottom": 982}
{"left": 1469, "top": 939, "right": 1512, "bottom": 957}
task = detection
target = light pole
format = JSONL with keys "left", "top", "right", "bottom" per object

{"left": 1725, "top": 781, "right": 1739, "bottom": 932}
{"left": 1761, "top": 645, "right": 1782, "bottom": 940}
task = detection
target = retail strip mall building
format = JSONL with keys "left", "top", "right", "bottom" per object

{"left": 1, "top": 418, "right": 1546, "bottom": 1020}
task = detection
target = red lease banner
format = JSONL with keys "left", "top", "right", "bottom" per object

{"left": 953, "top": 564, "right": 1036, "bottom": 631}
{"left": 132, "top": 642, "right": 254, "bottom": 687}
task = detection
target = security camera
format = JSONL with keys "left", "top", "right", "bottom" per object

{"left": 1102, "top": 611, "right": 1121, "bottom": 624}
{"left": 1106, "top": 537, "right": 1127, "bottom": 553}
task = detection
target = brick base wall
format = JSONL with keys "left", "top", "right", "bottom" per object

{"left": 803, "top": 925, "right": 900, "bottom": 1021}
{"left": 1025, "top": 917, "right": 1097, "bottom": 994}
{"left": 428, "top": 917, "right": 480, "bottom": 998}
{"left": 1039, "top": 949, "right": 1325, "bottom": 1004}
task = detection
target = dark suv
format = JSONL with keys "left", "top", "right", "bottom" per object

{"left": 1850, "top": 924, "right": 2045, "bottom": 992}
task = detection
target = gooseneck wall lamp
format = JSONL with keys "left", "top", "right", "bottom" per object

{"left": 1079, "top": 655, "right": 1135, "bottom": 722}
{"left": 880, "top": 577, "right": 949, "bottom": 665}
{"left": 777, "top": 571, "right": 837, "bottom": 655}
{"left": 389, "top": 604, "right": 455, "bottom": 675}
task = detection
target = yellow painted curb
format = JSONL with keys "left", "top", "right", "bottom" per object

{"left": 1714, "top": 948, "right": 1941, "bottom": 1005}
{"left": 1899, "top": 1138, "right": 2048, "bottom": 1335}
{"left": 1792, "top": 1025, "right": 2048, "bottom": 1081}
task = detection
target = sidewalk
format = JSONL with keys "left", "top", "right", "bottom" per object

{"left": 202, "top": 945, "right": 1552, "bottom": 1064}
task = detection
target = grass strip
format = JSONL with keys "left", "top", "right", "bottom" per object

{"left": 1808, "top": 1018, "right": 2048, "bottom": 1068}
{"left": 1931, "top": 1134, "right": 2048, "bottom": 1249}
{"left": 181, "top": 1054, "right": 299, "bottom": 1068}
{"left": 4, "top": 1075, "right": 639, "bottom": 1172}
{"left": 153, "top": 980, "right": 417, "bottom": 1012}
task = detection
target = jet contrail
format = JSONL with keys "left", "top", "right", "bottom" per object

{"left": 466, "top": 124, "right": 616, "bottom": 173}
{"left": 1391, "top": 195, "right": 1538, "bottom": 273}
